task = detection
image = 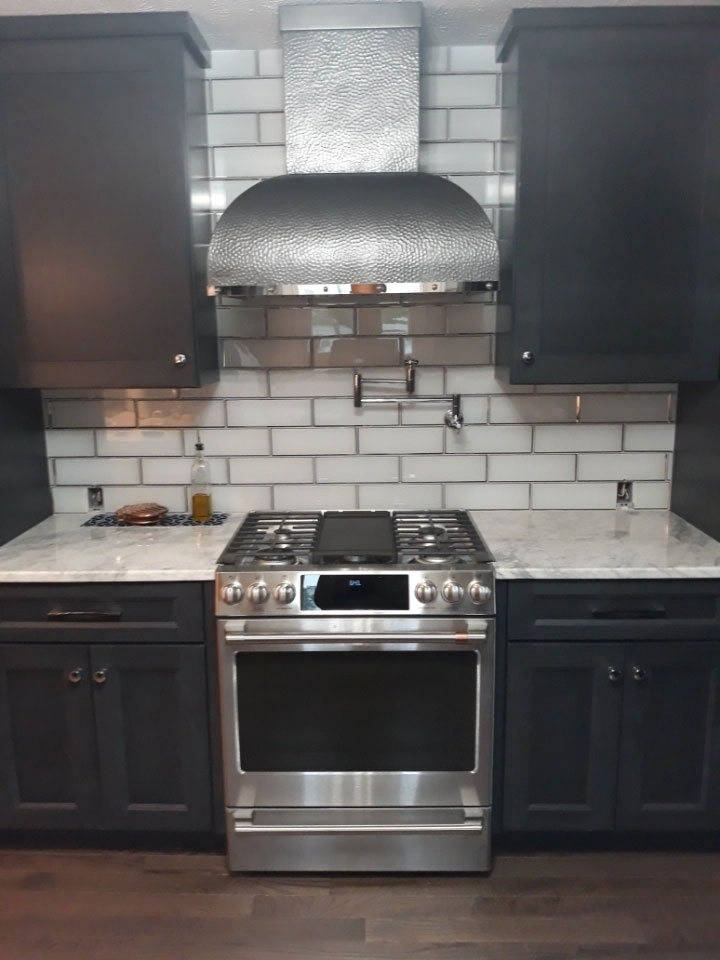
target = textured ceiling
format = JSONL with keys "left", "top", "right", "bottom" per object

{"left": 0, "top": 0, "right": 713, "bottom": 48}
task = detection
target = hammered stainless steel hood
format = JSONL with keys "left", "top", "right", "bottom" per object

{"left": 207, "top": 2, "right": 499, "bottom": 297}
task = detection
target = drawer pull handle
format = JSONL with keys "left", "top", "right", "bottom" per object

{"left": 632, "top": 666, "right": 648, "bottom": 684}
{"left": 591, "top": 606, "right": 666, "bottom": 620}
{"left": 92, "top": 668, "right": 108, "bottom": 686}
{"left": 47, "top": 608, "right": 122, "bottom": 622}
{"left": 607, "top": 666, "right": 623, "bottom": 684}
{"left": 67, "top": 667, "right": 83, "bottom": 685}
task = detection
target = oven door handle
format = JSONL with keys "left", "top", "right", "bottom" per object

{"left": 224, "top": 630, "right": 487, "bottom": 645}
{"left": 233, "top": 821, "right": 484, "bottom": 836}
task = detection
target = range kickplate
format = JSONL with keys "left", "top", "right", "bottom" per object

{"left": 313, "top": 511, "right": 396, "bottom": 564}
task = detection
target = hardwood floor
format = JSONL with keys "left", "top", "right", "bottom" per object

{"left": 0, "top": 847, "right": 719, "bottom": 959}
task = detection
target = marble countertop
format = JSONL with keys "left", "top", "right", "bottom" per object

{"left": 0, "top": 509, "right": 718, "bottom": 583}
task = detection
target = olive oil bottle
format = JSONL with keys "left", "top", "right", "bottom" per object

{"left": 190, "top": 432, "right": 212, "bottom": 523}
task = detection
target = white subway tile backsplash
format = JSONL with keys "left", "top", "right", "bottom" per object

{"left": 182, "top": 368, "right": 268, "bottom": 399}
{"left": 420, "top": 109, "right": 448, "bottom": 141}
{"left": 142, "top": 457, "right": 229, "bottom": 485}
{"left": 257, "top": 48, "right": 283, "bottom": 76}
{"left": 420, "top": 141, "right": 494, "bottom": 174}
{"left": 359, "top": 427, "right": 444, "bottom": 455}
{"left": 401, "top": 395, "right": 487, "bottom": 425}
{"left": 314, "top": 398, "right": 398, "bottom": 426}
{"left": 101, "top": 486, "right": 187, "bottom": 512}
{"left": 449, "top": 108, "right": 501, "bottom": 141}
{"left": 206, "top": 50, "right": 257, "bottom": 80}
{"left": 47, "top": 400, "right": 136, "bottom": 429}
{"left": 445, "top": 366, "right": 532, "bottom": 394}
{"left": 259, "top": 113, "right": 286, "bottom": 143}
{"left": 402, "top": 455, "right": 486, "bottom": 482}
{"left": 357, "top": 305, "right": 445, "bottom": 336}
{"left": 446, "top": 425, "right": 532, "bottom": 454}
{"left": 207, "top": 113, "right": 257, "bottom": 145}
{"left": 577, "top": 453, "right": 667, "bottom": 482}
{"left": 227, "top": 398, "right": 312, "bottom": 427}
{"left": 211, "top": 485, "right": 273, "bottom": 512}
{"left": 445, "top": 482, "right": 530, "bottom": 509}
{"left": 632, "top": 482, "right": 671, "bottom": 509}
{"left": 314, "top": 337, "right": 400, "bottom": 367}
{"left": 490, "top": 395, "right": 577, "bottom": 424}
{"left": 52, "top": 487, "right": 92, "bottom": 513}
{"left": 446, "top": 175, "right": 500, "bottom": 207}
{"left": 269, "top": 369, "right": 351, "bottom": 397}
{"left": 488, "top": 454, "right": 576, "bottom": 482}
{"left": 55, "top": 457, "right": 140, "bottom": 486}
{"left": 229, "top": 456, "right": 313, "bottom": 484}
{"left": 580, "top": 393, "right": 671, "bottom": 423}
{"left": 420, "top": 74, "right": 497, "bottom": 108}
{"left": 96, "top": 429, "right": 184, "bottom": 458}
{"left": 214, "top": 308, "right": 267, "bottom": 339}
{"left": 624, "top": 424, "right": 676, "bottom": 451}
{"left": 274, "top": 485, "right": 357, "bottom": 510}
{"left": 182, "top": 428, "right": 270, "bottom": 457}
{"left": 272, "top": 427, "right": 355, "bottom": 456}
{"left": 267, "top": 307, "right": 354, "bottom": 338}
{"left": 448, "top": 45, "right": 499, "bottom": 72}
{"left": 445, "top": 303, "right": 498, "bottom": 334}
{"left": 223, "top": 339, "right": 311, "bottom": 368}
{"left": 534, "top": 424, "right": 623, "bottom": 452}
{"left": 403, "top": 336, "right": 491, "bottom": 366}
{"left": 358, "top": 484, "right": 442, "bottom": 509}
{"left": 136, "top": 400, "right": 226, "bottom": 428}
{"left": 44, "top": 429, "right": 95, "bottom": 458}
{"left": 316, "top": 456, "right": 399, "bottom": 484}
{"left": 531, "top": 482, "right": 617, "bottom": 510}
{"left": 421, "top": 46, "right": 449, "bottom": 73}
{"left": 213, "top": 145, "right": 286, "bottom": 178}
{"left": 211, "top": 78, "right": 284, "bottom": 112}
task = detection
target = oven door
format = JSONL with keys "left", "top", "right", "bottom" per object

{"left": 218, "top": 616, "right": 494, "bottom": 810}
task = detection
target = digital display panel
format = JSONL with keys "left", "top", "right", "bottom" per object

{"left": 301, "top": 574, "right": 409, "bottom": 611}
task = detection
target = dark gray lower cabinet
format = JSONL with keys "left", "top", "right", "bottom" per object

{"left": 503, "top": 640, "right": 720, "bottom": 832}
{"left": 0, "top": 643, "right": 212, "bottom": 831}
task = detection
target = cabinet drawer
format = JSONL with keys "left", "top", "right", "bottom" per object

{"left": 0, "top": 583, "right": 204, "bottom": 643}
{"left": 507, "top": 580, "right": 720, "bottom": 641}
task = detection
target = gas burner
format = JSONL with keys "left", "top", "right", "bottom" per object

{"left": 414, "top": 551, "right": 457, "bottom": 566}
{"left": 416, "top": 523, "right": 448, "bottom": 543}
{"left": 254, "top": 544, "right": 298, "bottom": 567}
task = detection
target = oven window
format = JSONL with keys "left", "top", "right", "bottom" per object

{"left": 235, "top": 651, "right": 477, "bottom": 772}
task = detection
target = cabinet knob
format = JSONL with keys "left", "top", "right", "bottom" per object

{"left": 607, "top": 666, "right": 623, "bottom": 684}
{"left": 174, "top": 353, "right": 188, "bottom": 368}
{"left": 632, "top": 666, "right": 647, "bottom": 684}
{"left": 521, "top": 350, "right": 534, "bottom": 365}
{"left": 67, "top": 667, "right": 83, "bottom": 685}
{"left": 92, "top": 668, "right": 107, "bottom": 686}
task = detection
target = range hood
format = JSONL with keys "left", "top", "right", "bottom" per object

{"left": 207, "top": 2, "right": 499, "bottom": 298}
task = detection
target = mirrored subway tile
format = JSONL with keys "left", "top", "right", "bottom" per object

{"left": 623, "top": 423, "right": 676, "bottom": 452}
{"left": 313, "top": 337, "right": 400, "bottom": 367}
{"left": 448, "top": 45, "right": 499, "bottom": 72}
{"left": 211, "top": 485, "right": 273, "bottom": 512}
{"left": 420, "top": 108, "right": 448, "bottom": 141}
{"left": 54, "top": 457, "right": 141, "bottom": 486}
{"left": 358, "top": 483, "right": 442, "bottom": 510}
{"left": 403, "top": 336, "right": 491, "bottom": 366}
{"left": 44, "top": 429, "right": 95, "bottom": 458}
{"left": 229, "top": 457, "right": 313, "bottom": 485}
{"left": 269, "top": 369, "right": 351, "bottom": 397}
{"left": 534, "top": 424, "right": 623, "bottom": 453}
{"left": 314, "top": 398, "right": 398, "bottom": 426}
{"left": 357, "top": 305, "right": 445, "bottom": 336}
{"left": 101, "top": 486, "right": 187, "bottom": 512}
{"left": 579, "top": 393, "right": 673, "bottom": 423}
{"left": 46, "top": 399, "right": 136, "bottom": 430}
{"left": 181, "top": 369, "right": 268, "bottom": 400}
{"left": 489, "top": 395, "right": 576, "bottom": 423}
{"left": 448, "top": 108, "right": 501, "bottom": 141}
{"left": 577, "top": 453, "right": 667, "bottom": 482}
{"left": 96, "top": 429, "right": 184, "bottom": 458}
{"left": 211, "top": 78, "right": 284, "bottom": 112}
{"left": 632, "top": 482, "right": 671, "bottom": 509}
{"left": 223, "top": 338, "right": 311, "bottom": 368}
{"left": 401, "top": 395, "right": 487, "bottom": 425}
{"left": 227, "top": 397, "right": 312, "bottom": 427}
{"left": 142, "top": 457, "right": 228, "bottom": 486}
{"left": 316, "top": 456, "right": 399, "bottom": 484}
{"left": 419, "top": 141, "right": 495, "bottom": 174}
{"left": 531, "top": 482, "right": 617, "bottom": 510}
{"left": 267, "top": 307, "right": 355, "bottom": 338}
{"left": 446, "top": 425, "right": 532, "bottom": 454}
{"left": 272, "top": 427, "right": 356, "bottom": 456}
{"left": 136, "top": 400, "right": 225, "bottom": 428}
{"left": 420, "top": 73, "right": 497, "bottom": 108}
{"left": 445, "top": 366, "right": 532, "bottom": 394}
{"left": 215, "top": 307, "right": 267, "bottom": 338}
{"left": 359, "top": 427, "right": 444, "bottom": 455}
{"left": 402, "top": 455, "right": 486, "bottom": 483}
{"left": 182, "top": 427, "right": 269, "bottom": 457}
{"left": 274, "top": 484, "right": 357, "bottom": 510}
{"left": 445, "top": 482, "right": 530, "bottom": 509}
{"left": 259, "top": 112, "right": 285, "bottom": 143}
{"left": 445, "top": 303, "right": 498, "bottom": 334}
{"left": 207, "top": 113, "right": 258, "bottom": 146}
{"left": 488, "top": 454, "right": 576, "bottom": 482}
{"left": 52, "top": 486, "right": 92, "bottom": 513}
{"left": 206, "top": 50, "right": 257, "bottom": 80}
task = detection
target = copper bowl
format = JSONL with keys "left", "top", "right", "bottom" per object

{"left": 115, "top": 502, "right": 169, "bottom": 526}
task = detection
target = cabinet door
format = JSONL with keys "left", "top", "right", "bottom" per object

{"left": 503, "top": 643, "right": 623, "bottom": 830}
{"left": 0, "top": 38, "right": 201, "bottom": 389}
{"left": 617, "top": 642, "right": 720, "bottom": 830}
{"left": 90, "top": 645, "right": 212, "bottom": 830}
{"left": 509, "top": 27, "right": 720, "bottom": 383}
{"left": 0, "top": 645, "right": 100, "bottom": 828}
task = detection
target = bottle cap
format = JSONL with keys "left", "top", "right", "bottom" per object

{"left": 195, "top": 430, "right": 204, "bottom": 452}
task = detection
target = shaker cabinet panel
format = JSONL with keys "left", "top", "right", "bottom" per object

{"left": 498, "top": 11, "right": 720, "bottom": 383}
{"left": 0, "top": 644, "right": 100, "bottom": 828}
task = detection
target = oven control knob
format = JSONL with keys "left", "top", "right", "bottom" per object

{"left": 248, "top": 581, "right": 269, "bottom": 605}
{"left": 468, "top": 581, "right": 492, "bottom": 605}
{"left": 221, "top": 581, "right": 244, "bottom": 605}
{"left": 441, "top": 580, "right": 465, "bottom": 605}
{"left": 274, "top": 581, "right": 296, "bottom": 605}
{"left": 415, "top": 580, "right": 437, "bottom": 604}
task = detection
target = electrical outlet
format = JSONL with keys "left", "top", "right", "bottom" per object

{"left": 616, "top": 480, "right": 633, "bottom": 506}
{"left": 88, "top": 486, "right": 104, "bottom": 510}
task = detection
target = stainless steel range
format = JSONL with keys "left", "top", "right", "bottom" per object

{"left": 216, "top": 509, "right": 495, "bottom": 872}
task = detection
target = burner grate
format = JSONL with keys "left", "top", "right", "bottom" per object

{"left": 393, "top": 511, "right": 492, "bottom": 565}
{"left": 217, "top": 512, "right": 321, "bottom": 567}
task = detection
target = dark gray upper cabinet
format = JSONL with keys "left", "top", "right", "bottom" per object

{"left": 0, "top": 14, "right": 217, "bottom": 389}
{"left": 496, "top": 8, "right": 720, "bottom": 384}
